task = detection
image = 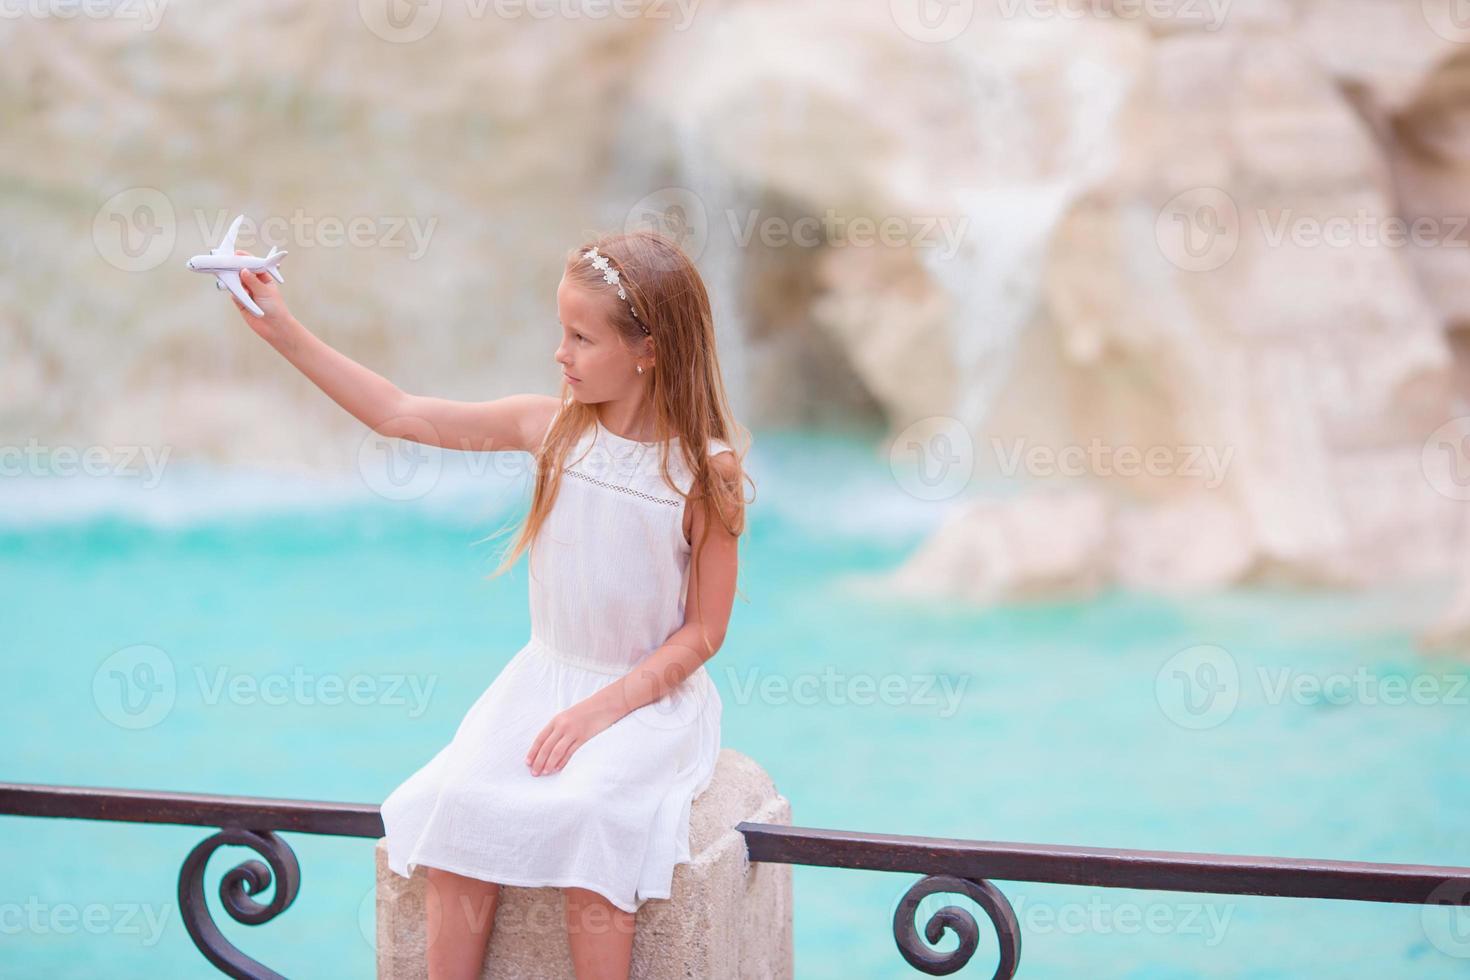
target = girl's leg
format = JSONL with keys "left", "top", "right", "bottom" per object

{"left": 563, "top": 886, "right": 636, "bottom": 980}
{"left": 424, "top": 867, "right": 502, "bottom": 980}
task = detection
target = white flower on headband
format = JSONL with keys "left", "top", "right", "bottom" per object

{"left": 583, "top": 246, "right": 649, "bottom": 332}
{"left": 583, "top": 247, "right": 627, "bottom": 301}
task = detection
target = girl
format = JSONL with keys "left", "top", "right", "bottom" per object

{"left": 228, "top": 230, "right": 750, "bottom": 980}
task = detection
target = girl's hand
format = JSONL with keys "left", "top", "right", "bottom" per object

{"left": 525, "top": 699, "right": 621, "bottom": 776}
{"left": 229, "top": 249, "right": 294, "bottom": 345}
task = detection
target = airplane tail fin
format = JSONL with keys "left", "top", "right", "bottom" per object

{"left": 264, "top": 246, "right": 288, "bottom": 284}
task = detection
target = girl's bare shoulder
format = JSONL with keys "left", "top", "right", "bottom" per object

{"left": 520, "top": 394, "right": 564, "bottom": 452}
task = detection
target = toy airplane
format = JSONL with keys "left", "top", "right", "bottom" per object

{"left": 185, "top": 214, "right": 287, "bottom": 316}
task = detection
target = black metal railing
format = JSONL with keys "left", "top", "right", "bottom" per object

{"left": 737, "top": 822, "right": 1470, "bottom": 977}
{"left": 4, "top": 782, "right": 1469, "bottom": 978}
{"left": 0, "top": 783, "right": 381, "bottom": 980}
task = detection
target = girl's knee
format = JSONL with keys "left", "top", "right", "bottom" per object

{"left": 563, "top": 887, "right": 637, "bottom": 945}
{"left": 563, "top": 885, "right": 609, "bottom": 903}
{"left": 425, "top": 867, "right": 503, "bottom": 896}
{"left": 562, "top": 887, "right": 636, "bottom": 921}
{"left": 426, "top": 869, "right": 505, "bottom": 910}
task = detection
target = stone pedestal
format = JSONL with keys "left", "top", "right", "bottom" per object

{"left": 375, "top": 749, "right": 793, "bottom": 979}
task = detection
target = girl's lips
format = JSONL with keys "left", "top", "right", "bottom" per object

{"left": 564, "top": 373, "right": 580, "bottom": 383}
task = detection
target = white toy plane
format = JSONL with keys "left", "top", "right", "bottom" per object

{"left": 185, "top": 214, "right": 287, "bottom": 316}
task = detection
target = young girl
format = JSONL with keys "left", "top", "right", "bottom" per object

{"left": 228, "top": 230, "right": 750, "bottom": 979}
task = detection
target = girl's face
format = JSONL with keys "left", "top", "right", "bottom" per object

{"left": 554, "top": 274, "right": 648, "bottom": 403}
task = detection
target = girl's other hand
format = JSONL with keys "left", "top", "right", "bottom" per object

{"left": 525, "top": 699, "right": 621, "bottom": 776}
{"left": 230, "top": 248, "right": 295, "bottom": 345}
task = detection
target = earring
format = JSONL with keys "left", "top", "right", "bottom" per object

{"left": 637, "top": 364, "right": 644, "bottom": 375}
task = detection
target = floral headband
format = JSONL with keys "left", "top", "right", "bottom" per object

{"left": 583, "top": 246, "right": 650, "bottom": 335}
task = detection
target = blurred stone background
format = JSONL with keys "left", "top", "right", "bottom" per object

{"left": 3, "top": 0, "right": 1470, "bottom": 643}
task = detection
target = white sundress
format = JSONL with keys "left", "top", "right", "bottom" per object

{"left": 381, "top": 408, "right": 731, "bottom": 914}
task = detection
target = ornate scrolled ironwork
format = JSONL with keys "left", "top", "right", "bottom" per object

{"left": 893, "top": 874, "right": 1021, "bottom": 978}
{"left": 177, "top": 828, "right": 302, "bottom": 980}
{"left": 7, "top": 785, "right": 1470, "bottom": 976}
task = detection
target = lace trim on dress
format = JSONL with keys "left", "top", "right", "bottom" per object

{"left": 564, "top": 468, "right": 683, "bottom": 507}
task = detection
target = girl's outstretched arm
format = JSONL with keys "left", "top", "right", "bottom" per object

{"left": 229, "top": 256, "right": 558, "bottom": 454}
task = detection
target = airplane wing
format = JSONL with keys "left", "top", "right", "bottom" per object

{"left": 211, "top": 214, "right": 245, "bottom": 257}
{"left": 216, "top": 270, "right": 262, "bottom": 316}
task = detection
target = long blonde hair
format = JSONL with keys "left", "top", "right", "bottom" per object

{"left": 483, "top": 229, "right": 754, "bottom": 613}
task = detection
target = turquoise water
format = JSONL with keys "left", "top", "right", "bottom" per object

{"left": 3, "top": 430, "right": 1469, "bottom": 978}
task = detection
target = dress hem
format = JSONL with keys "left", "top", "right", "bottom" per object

{"left": 386, "top": 852, "right": 668, "bottom": 915}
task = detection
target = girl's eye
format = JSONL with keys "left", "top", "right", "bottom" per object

{"left": 576, "top": 333, "right": 588, "bottom": 342}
